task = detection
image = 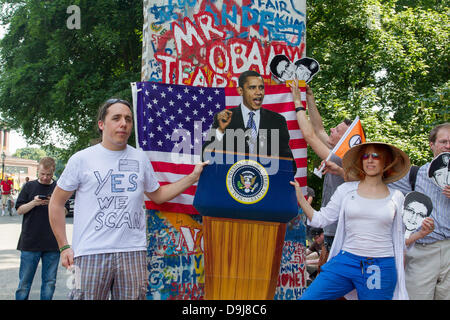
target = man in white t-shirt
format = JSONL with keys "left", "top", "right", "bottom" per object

{"left": 49, "top": 98, "right": 207, "bottom": 300}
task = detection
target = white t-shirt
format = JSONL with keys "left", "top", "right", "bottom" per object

{"left": 342, "top": 191, "right": 395, "bottom": 257}
{"left": 57, "top": 144, "right": 160, "bottom": 257}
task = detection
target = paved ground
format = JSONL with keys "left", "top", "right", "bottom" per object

{"left": 0, "top": 209, "right": 73, "bottom": 300}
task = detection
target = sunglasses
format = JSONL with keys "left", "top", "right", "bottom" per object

{"left": 106, "top": 98, "right": 131, "bottom": 107}
{"left": 361, "top": 152, "right": 381, "bottom": 160}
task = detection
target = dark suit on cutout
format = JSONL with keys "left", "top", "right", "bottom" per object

{"left": 203, "top": 105, "right": 296, "bottom": 172}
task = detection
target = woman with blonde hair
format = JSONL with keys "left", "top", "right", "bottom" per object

{"left": 291, "top": 142, "right": 410, "bottom": 300}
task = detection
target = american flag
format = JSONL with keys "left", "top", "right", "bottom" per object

{"left": 132, "top": 81, "right": 307, "bottom": 215}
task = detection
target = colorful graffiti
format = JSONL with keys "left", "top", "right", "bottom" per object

{"left": 147, "top": 210, "right": 204, "bottom": 299}
{"left": 142, "top": 0, "right": 306, "bottom": 83}
{"left": 274, "top": 211, "right": 308, "bottom": 300}
{"left": 141, "top": 0, "right": 307, "bottom": 300}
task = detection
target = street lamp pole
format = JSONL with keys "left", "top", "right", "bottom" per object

{"left": 1, "top": 151, "right": 5, "bottom": 181}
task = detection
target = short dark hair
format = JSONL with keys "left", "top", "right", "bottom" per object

{"left": 310, "top": 228, "right": 323, "bottom": 238}
{"left": 404, "top": 192, "right": 433, "bottom": 217}
{"left": 269, "top": 55, "right": 290, "bottom": 79}
{"left": 429, "top": 122, "right": 450, "bottom": 143}
{"left": 238, "top": 70, "right": 263, "bottom": 88}
{"left": 97, "top": 98, "right": 132, "bottom": 135}
{"left": 343, "top": 118, "right": 353, "bottom": 126}
{"left": 343, "top": 118, "right": 366, "bottom": 139}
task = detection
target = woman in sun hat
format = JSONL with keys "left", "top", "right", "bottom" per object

{"left": 291, "top": 142, "right": 410, "bottom": 300}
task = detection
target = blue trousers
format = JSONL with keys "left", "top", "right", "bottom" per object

{"left": 16, "top": 251, "right": 60, "bottom": 300}
{"left": 301, "top": 251, "right": 397, "bottom": 300}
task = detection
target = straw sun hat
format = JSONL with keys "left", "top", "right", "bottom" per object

{"left": 342, "top": 142, "right": 410, "bottom": 184}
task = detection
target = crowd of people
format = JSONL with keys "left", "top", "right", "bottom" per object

{"left": 7, "top": 70, "right": 449, "bottom": 300}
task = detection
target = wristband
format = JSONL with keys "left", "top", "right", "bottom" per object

{"left": 295, "top": 106, "right": 306, "bottom": 112}
{"left": 59, "top": 245, "right": 71, "bottom": 253}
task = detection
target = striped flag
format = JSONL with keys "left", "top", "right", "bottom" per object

{"left": 132, "top": 81, "right": 307, "bottom": 215}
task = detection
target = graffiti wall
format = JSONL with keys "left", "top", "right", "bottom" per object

{"left": 147, "top": 210, "right": 204, "bottom": 299}
{"left": 141, "top": 0, "right": 307, "bottom": 300}
{"left": 142, "top": 0, "right": 306, "bottom": 83}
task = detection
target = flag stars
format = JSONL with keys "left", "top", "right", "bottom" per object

{"left": 157, "top": 125, "right": 162, "bottom": 131}
{"left": 157, "top": 140, "right": 163, "bottom": 147}
{"left": 207, "top": 96, "right": 213, "bottom": 101}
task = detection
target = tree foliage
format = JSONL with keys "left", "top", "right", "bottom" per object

{"left": 0, "top": 0, "right": 142, "bottom": 161}
{"left": 305, "top": 0, "right": 449, "bottom": 206}
{"left": 13, "top": 146, "right": 46, "bottom": 161}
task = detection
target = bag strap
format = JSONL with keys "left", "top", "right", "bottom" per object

{"left": 409, "top": 165, "right": 420, "bottom": 191}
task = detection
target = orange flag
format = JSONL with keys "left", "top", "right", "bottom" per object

{"left": 333, "top": 116, "right": 366, "bottom": 159}
{"left": 314, "top": 117, "right": 365, "bottom": 178}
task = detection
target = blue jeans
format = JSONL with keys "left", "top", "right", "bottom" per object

{"left": 300, "top": 250, "right": 397, "bottom": 300}
{"left": 16, "top": 251, "right": 60, "bottom": 300}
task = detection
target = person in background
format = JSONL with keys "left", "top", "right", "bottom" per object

{"left": 15, "top": 157, "right": 61, "bottom": 300}
{"left": 1, "top": 174, "right": 14, "bottom": 216}
{"left": 389, "top": 122, "right": 450, "bottom": 300}
{"left": 289, "top": 80, "right": 351, "bottom": 269}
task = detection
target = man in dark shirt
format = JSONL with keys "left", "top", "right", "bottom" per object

{"left": 15, "top": 157, "right": 63, "bottom": 300}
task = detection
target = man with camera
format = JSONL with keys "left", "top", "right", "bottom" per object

{"left": 15, "top": 157, "right": 62, "bottom": 300}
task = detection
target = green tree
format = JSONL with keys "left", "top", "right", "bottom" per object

{"left": 13, "top": 147, "right": 46, "bottom": 161}
{"left": 0, "top": 0, "right": 142, "bottom": 161}
{"left": 306, "top": 0, "right": 449, "bottom": 207}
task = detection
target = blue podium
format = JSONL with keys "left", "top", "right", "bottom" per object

{"left": 194, "top": 150, "right": 298, "bottom": 299}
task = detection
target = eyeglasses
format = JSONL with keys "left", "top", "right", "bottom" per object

{"left": 361, "top": 152, "right": 381, "bottom": 160}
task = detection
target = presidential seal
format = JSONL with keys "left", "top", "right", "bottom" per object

{"left": 226, "top": 159, "right": 269, "bottom": 204}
